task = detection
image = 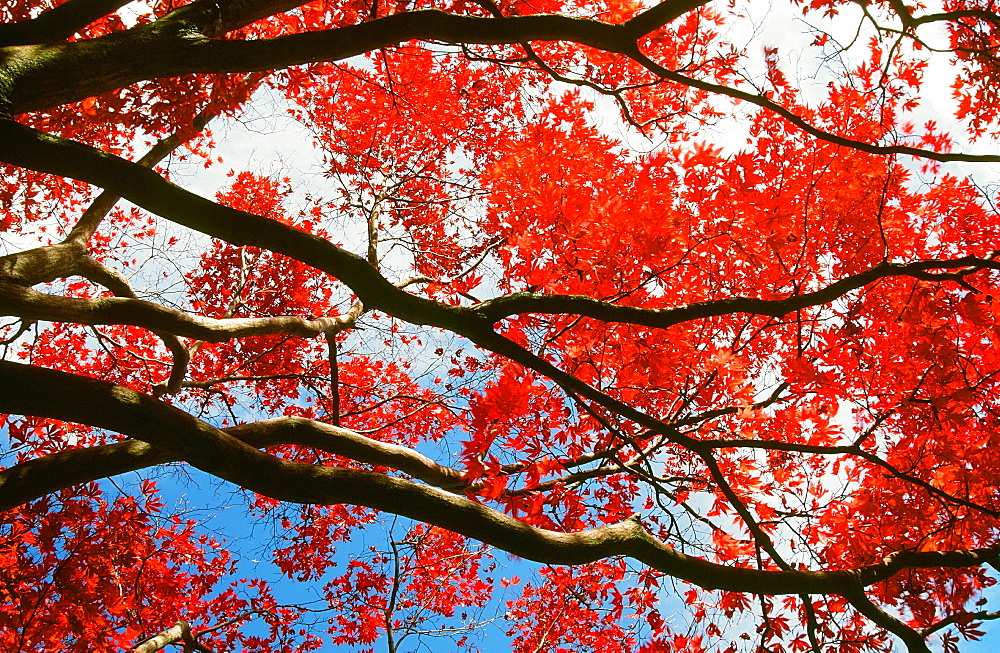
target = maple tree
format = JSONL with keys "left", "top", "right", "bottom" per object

{"left": 2, "top": 0, "right": 1000, "bottom": 650}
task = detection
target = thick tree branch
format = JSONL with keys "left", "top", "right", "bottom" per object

{"left": 4, "top": 119, "right": 997, "bottom": 350}
{"left": 0, "top": 241, "right": 88, "bottom": 286}
{"left": 0, "top": 251, "right": 194, "bottom": 392}
{"left": 1, "top": 359, "right": 998, "bottom": 598}
{"left": 0, "top": 0, "right": 133, "bottom": 47}
{"left": 0, "top": 107, "right": 222, "bottom": 287}
{"left": 0, "top": 414, "right": 627, "bottom": 506}
{"left": 4, "top": 116, "right": 999, "bottom": 520}
{"left": 843, "top": 588, "right": 931, "bottom": 653}
{"left": 15, "top": 2, "right": 987, "bottom": 167}
{"left": 0, "top": 107, "right": 233, "bottom": 392}
{"left": 0, "top": 0, "right": 995, "bottom": 644}
{"left": 6, "top": 119, "right": 999, "bottom": 485}
{"left": 0, "top": 413, "right": 655, "bottom": 508}
{"left": 620, "top": 0, "right": 711, "bottom": 38}
{"left": 2, "top": 9, "right": 638, "bottom": 113}
{"left": 0, "top": 416, "right": 470, "bottom": 511}
{"left": 1, "top": 0, "right": 993, "bottom": 166}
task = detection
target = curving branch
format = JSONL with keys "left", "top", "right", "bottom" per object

{"left": 624, "top": 49, "right": 1000, "bottom": 164}
{"left": 0, "top": 106, "right": 221, "bottom": 286}
{"left": 0, "top": 281, "right": 359, "bottom": 342}
{"left": 0, "top": 417, "right": 468, "bottom": 512}
{"left": 0, "top": 358, "right": 997, "bottom": 602}
{"left": 6, "top": 118, "right": 999, "bottom": 507}
{"left": 0, "top": 413, "right": 637, "bottom": 504}
{"left": 0, "top": 241, "right": 89, "bottom": 286}
{"left": 0, "top": 106, "right": 236, "bottom": 393}
{"left": 2, "top": 118, "right": 996, "bottom": 358}
{"left": 885, "top": 0, "right": 1000, "bottom": 29}
{"left": 0, "top": 251, "right": 194, "bottom": 393}
{"left": 2, "top": 0, "right": 998, "bottom": 646}
{"left": 1, "top": 2, "right": 697, "bottom": 114}
{"left": 4, "top": 0, "right": 994, "bottom": 162}
{"left": 0, "top": 119, "right": 474, "bottom": 332}
{"left": 475, "top": 256, "right": 1000, "bottom": 325}
{"left": 920, "top": 608, "right": 1000, "bottom": 637}
{"left": 66, "top": 106, "right": 223, "bottom": 245}
{"left": 133, "top": 608, "right": 289, "bottom": 653}
{"left": 843, "top": 588, "right": 931, "bottom": 653}
{"left": 224, "top": 416, "right": 466, "bottom": 490}
{"left": 0, "top": 0, "right": 133, "bottom": 47}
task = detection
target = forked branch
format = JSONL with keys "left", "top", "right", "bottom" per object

{"left": 0, "top": 359, "right": 998, "bottom": 603}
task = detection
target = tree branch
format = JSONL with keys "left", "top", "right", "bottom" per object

{"left": 625, "top": 49, "right": 1000, "bottom": 164}
{"left": 842, "top": 588, "right": 931, "bottom": 653}
{"left": 0, "top": 281, "right": 360, "bottom": 342}
{"left": 475, "top": 256, "right": 1000, "bottom": 325}
{"left": 66, "top": 106, "right": 222, "bottom": 245}
{"left": 3, "top": 9, "right": 638, "bottom": 113}
{"left": 0, "top": 0, "right": 133, "bottom": 47}
{"left": 0, "top": 119, "right": 481, "bottom": 335}
{"left": 133, "top": 620, "right": 214, "bottom": 653}
{"left": 7, "top": 119, "right": 1000, "bottom": 488}
{"left": 4, "top": 118, "right": 997, "bottom": 351}
{"left": 0, "top": 414, "right": 471, "bottom": 511}
{"left": 920, "top": 608, "right": 1000, "bottom": 637}
{"left": 1, "top": 359, "right": 998, "bottom": 598}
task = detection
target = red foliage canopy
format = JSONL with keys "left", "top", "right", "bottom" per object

{"left": 2, "top": 0, "right": 1000, "bottom": 650}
